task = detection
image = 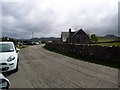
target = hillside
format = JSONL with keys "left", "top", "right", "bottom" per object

{"left": 98, "top": 34, "right": 120, "bottom": 42}
{"left": 29, "top": 37, "right": 61, "bottom": 42}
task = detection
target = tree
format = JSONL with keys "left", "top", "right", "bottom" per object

{"left": 91, "top": 34, "right": 99, "bottom": 43}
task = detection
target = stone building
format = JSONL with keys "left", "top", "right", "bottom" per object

{"left": 61, "top": 28, "right": 91, "bottom": 44}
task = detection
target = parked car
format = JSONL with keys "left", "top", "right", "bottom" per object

{"left": 0, "top": 73, "right": 10, "bottom": 89}
{"left": 0, "top": 42, "right": 20, "bottom": 72}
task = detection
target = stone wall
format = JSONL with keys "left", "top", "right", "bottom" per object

{"left": 45, "top": 43, "right": 120, "bottom": 62}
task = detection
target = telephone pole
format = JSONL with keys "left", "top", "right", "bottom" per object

{"left": 32, "top": 32, "right": 34, "bottom": 38}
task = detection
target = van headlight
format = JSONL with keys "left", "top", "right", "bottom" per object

{"left": 7, "top": 56, "right": 15, "bottom": 62}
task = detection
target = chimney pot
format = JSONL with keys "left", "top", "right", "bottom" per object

{"left": 69, "top": 28, "right": 71, "bottom": 33}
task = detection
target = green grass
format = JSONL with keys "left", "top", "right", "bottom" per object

{"left": 43, "top": 46, "right": 120, "bottom": 69}
{"left": 16, "top": 45, "right": 28, "bottom": 49}
{"left": 100, "top": 42, "right": 120, "bottom": 46}
{"left": 94, "top": 37, "right": 120, "bottom": 46}
{"left": 91, "top": 42, "right": 120, "bottom": 46}
{"left": 98, "top": 38, "right": 115, "bottom": 42}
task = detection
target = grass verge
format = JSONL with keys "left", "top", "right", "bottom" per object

{"left": 43, "top": 46, "right": 119, "bottom": 69}
{"left": 16, "top": 45, "right": 28, "bottom": 49}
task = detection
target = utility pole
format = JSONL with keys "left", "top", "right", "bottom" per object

{"left": 32, "top": 32, "right": 34, "bottom": 38}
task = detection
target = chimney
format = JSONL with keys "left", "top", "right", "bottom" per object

{"left": 68, "top": 28, "right": 71, "bottom": 43}
{"left": 80, "top": 29, "right": 82, "bottom": 31}
{"left": 69, "top": 28, "right": 71, "bottom": 33}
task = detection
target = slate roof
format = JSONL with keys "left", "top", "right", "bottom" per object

{"left": 72, "top": 29, "right": 86, "bottom": 37}
{"left": 61, "top": 32, "right": 69, "bottom": 38}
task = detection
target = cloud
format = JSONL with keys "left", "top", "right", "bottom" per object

{"left": 1, "top": 0, "right": 119, "bottom": 39}
{"left": 118, "top": 1, "right": 120, "bottom": 36}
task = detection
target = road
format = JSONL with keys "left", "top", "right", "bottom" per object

{"left": 4, "top": 45, "right": 119, "bottom": 88}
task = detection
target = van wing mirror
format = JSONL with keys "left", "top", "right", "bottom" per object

{"left": 0, "top": 74, "right": 10, "bottom": 89}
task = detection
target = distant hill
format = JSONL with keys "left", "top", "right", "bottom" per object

{"left": 29, "top": 37, "right": 61, "bottom": 42}
{"left": 102, "top": 35, "right": 118, "bottom": 38}
{"left": 30, "top": 38, "right": 40, "bottom": 42}
{"left": 98, "top": 34, "right": 120, "bottom": 42}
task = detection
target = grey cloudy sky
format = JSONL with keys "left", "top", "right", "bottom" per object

{"left": 1, "top": 0, "right": 119, "bottom": 39}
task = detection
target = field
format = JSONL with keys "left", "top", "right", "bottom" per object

{"left": 91, "top": 42, "right": 120, "bottom": 46}
{"left": 94, "top": 37, "right": 120, "bottom": 46}
{"left": 98, "top": 38, "right": 115, "bottom": 42}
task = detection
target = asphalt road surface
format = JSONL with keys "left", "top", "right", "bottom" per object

{"left": 4, "top": 45, "right": 119, "bottom": 88}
